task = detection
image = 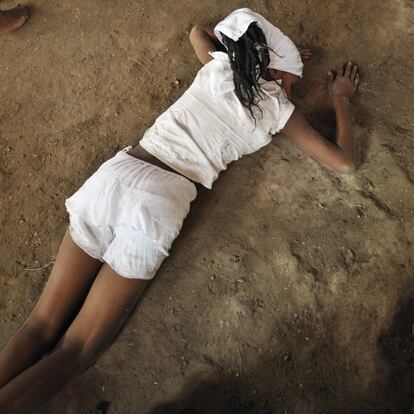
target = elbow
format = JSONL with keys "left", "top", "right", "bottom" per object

{"left": 336, "top": 159, "right": 357, "bottom": 175}
{"left": 189, "top": 25, "right": 201, "bottom": 41}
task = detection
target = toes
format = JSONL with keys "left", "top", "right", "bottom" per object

{"left": 16, "top": 6, "right": 29, "bottom": 20}
{"left": 0, "top": 6, "right": 29, "bottom": 34}
{"left": 9, "top": 5, "right": 29, "bottom": 17}
{"left": 328, "top": 69, "right": 334, "bottom": 83}
{"left": 20, "top": 6, "right": 30, "bottom": 20}
{"left": 345, "top": 61, "right": 352, "bottom": 77}
{"left": 10, "top": 6, "right": 29, "bottom": 27}
{"left": 354, "top": 73, "right": 360, "bottom": 86}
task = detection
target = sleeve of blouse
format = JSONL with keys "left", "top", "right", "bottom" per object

{"left": 269, "top": 89, "right": 295, "bottom": 135}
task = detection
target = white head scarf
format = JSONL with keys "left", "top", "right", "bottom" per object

{"left": 214, "top": 8, "right": 303, "bottom": 78}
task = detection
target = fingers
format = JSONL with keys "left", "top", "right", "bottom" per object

{"left": 350, "top": 62, "right": 360, "bottom": 86}
{"left": 345, "top": 61, "right": 352, "bottom": 77}
{"left": 335, "top": 61, "right": 359, "bottom": 79}
{"left": 351, "top": 64, "right": 358, "bottom": 81}
{"left": 327, "top": 69, "right": 334, "bottom": 84}
{"left": 336, "top": 62, "right": 345, "bottom": 77}
{"left": 299, "top": 48, "right": 312, "bottom": 60}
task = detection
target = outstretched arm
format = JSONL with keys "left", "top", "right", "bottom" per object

{"left": 189, "top": 25, "right": 221, "bottom": 65}
{"left": 282, "top": 62, "right": 360, "bottom": 174}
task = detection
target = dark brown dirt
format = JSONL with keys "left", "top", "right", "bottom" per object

{"left": 0, "top": 0, "right": 413, "bottom": 413}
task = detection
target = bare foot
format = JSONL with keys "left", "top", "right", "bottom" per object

{"left": 0, "top": 5, "right": 29, "bottom": 36}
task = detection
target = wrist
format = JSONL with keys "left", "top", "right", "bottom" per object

{"left": 333, "top": 95, "right": 351, "bottom": 107}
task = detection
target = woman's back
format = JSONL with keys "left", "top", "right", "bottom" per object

{"left": 140, "top": 51, "right": 294, "bottom": 189}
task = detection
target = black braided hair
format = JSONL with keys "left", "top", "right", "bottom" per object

{"left": 220, "top": 22, "right": 271, "bottom": 120}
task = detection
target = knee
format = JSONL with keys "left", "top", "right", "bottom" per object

{"left": 21, "top": 317, "right": 61, "bottom": 348}
{"left": 53, "top": 334, "right": 105, "bottom": 373}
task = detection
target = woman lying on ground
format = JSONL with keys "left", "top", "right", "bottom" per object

{"left": 0, "top": 8, "right": 359, "bottom": 413}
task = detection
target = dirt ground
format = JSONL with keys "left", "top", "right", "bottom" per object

{"left": 1, "top": 0, "right": 413, "bottom": 413}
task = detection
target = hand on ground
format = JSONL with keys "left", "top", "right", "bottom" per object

{"left": 328, "top": 62, "right": 359, "bottom": 100}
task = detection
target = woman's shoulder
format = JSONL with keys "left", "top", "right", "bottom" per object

{"left": 190, "top": 55, "right": 233, "bottom": 98}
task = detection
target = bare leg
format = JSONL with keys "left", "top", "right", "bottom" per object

{"left": 0, "top": 263, "right": 148, "bottom": 413}
{"left": 0, "top": 5, "right": 29, "bottom": 36}
{"left": 0, "top": 229, "right": 102, "bottom": 388}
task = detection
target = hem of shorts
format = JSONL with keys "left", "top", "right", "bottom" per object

{"left": 67, "top": 201, "right": 175, "bottom": 259}
{"left": 65, "top": 200, "right": 103, "bottom": 231}
{"left": 102, "top": 256, "right": 157, "bottom": 280}
{"left": 69, "top": 221, "right": 160, "bottom": 280}
{"left": 68, "top": 224, "right": 104, "bottom": 262}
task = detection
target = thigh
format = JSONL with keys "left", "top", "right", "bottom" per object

{"left": 56, "top": 263, "right": 148, "bottom": 361}
{"left": 28, "top": 228, "right": 103, "bottom": 337}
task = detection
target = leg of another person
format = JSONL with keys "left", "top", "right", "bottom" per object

{"left": 0, "top": 263, "right": 148, "bottom": 413}
{"left": 0, "top": 229, "right": 102, "bottom": 388}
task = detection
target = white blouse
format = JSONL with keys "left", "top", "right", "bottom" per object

{"left": 140, "top": 51, "right": 295, "bottom": 189}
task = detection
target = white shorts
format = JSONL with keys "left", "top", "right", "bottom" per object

{"left": 65, "top": 147, "right": 197, "bottom": 279}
